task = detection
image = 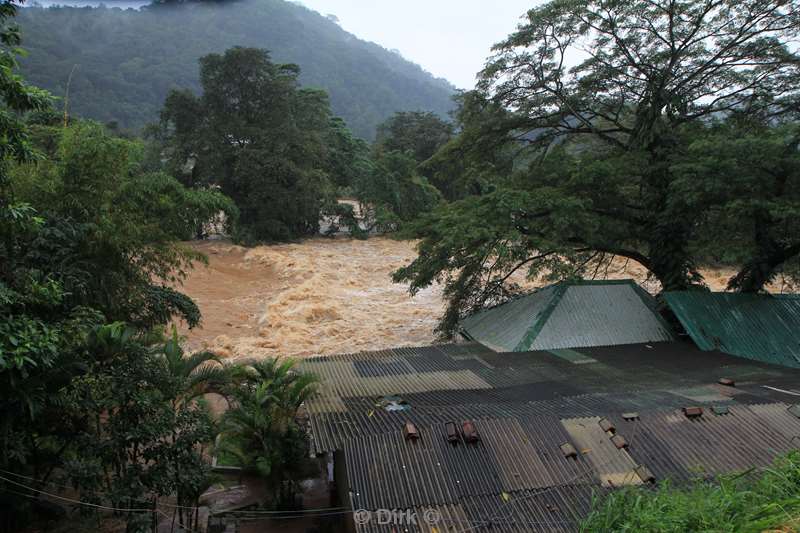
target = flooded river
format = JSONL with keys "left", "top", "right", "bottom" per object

{"left": 177, "top": 237, "right": 742, "bottom": 360}
{"left": 178, "top": 237, "right": 445, "bottom": 360}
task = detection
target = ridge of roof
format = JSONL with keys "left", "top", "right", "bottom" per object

{"left": 466, "top": 279, "right": 641, "bottom": 317}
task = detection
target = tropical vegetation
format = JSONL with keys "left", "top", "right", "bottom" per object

{"left": 15, "top": 0, "right": 454, "bottom": 139}
{"left": 581, "top": 451, "right": 800, "bottom": 532}
{"left": 0, "top": 2, "right": 320, "bottom": 530}
{"left": 393, "top": 0, "right": 800, "bottom": 336}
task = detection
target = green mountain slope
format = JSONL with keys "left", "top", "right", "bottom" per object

{"left": 17, "top": 1, "right": 456, "bottom": 138}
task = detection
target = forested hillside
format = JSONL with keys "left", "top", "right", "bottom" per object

{"left": 16, "top": 0, "right": 455, "bottom": 138}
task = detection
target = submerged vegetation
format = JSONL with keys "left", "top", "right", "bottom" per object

{"left": 582, "top": 452, "right": 800, "bottom": 532}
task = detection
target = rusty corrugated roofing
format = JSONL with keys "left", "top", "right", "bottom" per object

{"left": 561, "top": 417, "right": 641, "bottom": 488}
{"left": 461, "top": 280, "right": 674, "bottom": 352}
{"left": 664, "top": 291, "right": 800, "bottom": 368}
{"left": 304, "top": 341, "right": 800, "bottom": 532}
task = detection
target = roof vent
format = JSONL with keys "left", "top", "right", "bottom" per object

{"left": 788, "top": 405, "right": 800, "bottom": 419}
{"left": 403, "top": 421, "right": 420, "bottom": 441}
{"left": 599, "top": 418, "right": 616, "bottom": 433}
{"left": 683, "top": 406, "right": 703, "bottom": 419}
{"left": 560, "top": 442, "right": 578, "bottom": 459}
{"left": 445, "top": 422, "right": 459, "bottom": 444}
{"left": 462, "top": 421, "right": 480, "bottom": 443}
{"left": 718, "top": 378, "right": 735, "bottom": 387}
{"left": 611, "top": 434, "right": 628, "bottom": 449}
{"left": 635, "top": 465, "right": 655, "bottom": 483}
{"left": 622, "top": 412, "right": 640, "bottom": 421}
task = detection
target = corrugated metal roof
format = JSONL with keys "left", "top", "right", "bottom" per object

{"left": 613, "top": 405, "right": 799, "bottom": 483}
{"left": 303, "top": 341, "right": 800, "bottom": 454}
{"left": 339, "top": 403, "right": 800, "bottom": 532}
{"left": 461, "top": 285, "right": 559, "bottom": 352}
{"left": 664, "top": 291, "right": 800, "bottom": 368}
{"left": 561, "top": 417, "right": 642, "bottom": 488}
{"left": 461, "top": 280, "right": 674, "bottom": 352}
{"left": 304, "top": 341, "right": 800, "bottom": 531}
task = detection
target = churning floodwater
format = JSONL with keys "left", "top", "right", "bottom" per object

{"left": 178, "top": 237, "right": 446, "bottom": 359}
{"left": 177, "top": 237, "right": 744, "bottom": 360}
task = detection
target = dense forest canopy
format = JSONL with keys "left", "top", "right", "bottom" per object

{"left": 2, "top": 2, "right": 324, "bottom": 528}
{"left": 158, "top": 47, "right": 338, "bottom": 242}
{"left": 16, "top": 0, "right": 455, "bottom": 138}
{"left": 394, "top": 0, "right": 800, "bottom": 337}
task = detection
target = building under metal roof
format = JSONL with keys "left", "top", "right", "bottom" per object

{"left": 301, "top": 341, "right": 800, "bottom": 532}
{"left": 460, "top": 280, "right": 674, "bottom": 352}
{"left": 664, "top": 291, "right": 800, "bottom": 368}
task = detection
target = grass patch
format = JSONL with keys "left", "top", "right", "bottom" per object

{"left": 581, "top": 451, "right": 800, "bottom": 532}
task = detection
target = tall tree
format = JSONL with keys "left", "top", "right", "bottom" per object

{"left": 159, "top": 47, "right": 335, "bottom": 242}
{"left": 324, "top": 116, "right": 373, "bottom": 191}
{"left": 375, "top": 110, "right": 454, "bottom": 164}
{"left": 680, "top": 118, "right": 800, "bottom": 291}
{"left": 395, "top": 0, "right": 800, "bottom": 337}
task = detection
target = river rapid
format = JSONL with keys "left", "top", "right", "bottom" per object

{"left": 177, "top": 237, "right": 741, "bottom": 360}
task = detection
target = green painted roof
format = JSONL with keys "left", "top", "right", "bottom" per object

{"left": 664, "top": 291, "right": 800, "bottom": 368}
{"left": 460, "top": 280, "right": 674, "bottom": 352}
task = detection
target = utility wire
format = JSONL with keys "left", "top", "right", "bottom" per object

{"left": 0, "top": 468, "right": 346, "bottom": 515}
{"left": 0, "top": 474, "right": 155, "bottom": 513}
{"left": 0, "top": 474, "right": 354, "bottom": 520}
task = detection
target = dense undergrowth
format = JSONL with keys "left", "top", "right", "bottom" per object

{"left": 581, "top": 451, "right": 800, "bottom": 532}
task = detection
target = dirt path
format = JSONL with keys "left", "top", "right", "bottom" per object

{"left": 177, "top": 237, "right": 743, "bottom": 360}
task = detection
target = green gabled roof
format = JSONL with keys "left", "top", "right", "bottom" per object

{"left": 664, "top": 291, "right": 800, "bottom": 368}
{"left": 460, "top": 280, "right": 674, "bottom": 352}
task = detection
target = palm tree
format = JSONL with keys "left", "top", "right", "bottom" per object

{"left": 154, "top": 327, "right": 230, "bottom": 406}
{"left": 219, "top": 358, "right": 317, "bottom": 502}
{"left": 236, "top": 358, "right": 318, "bottom": 415}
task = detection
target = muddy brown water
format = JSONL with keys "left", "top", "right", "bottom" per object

{"left": 177, "top": 237, "right": 445, "bottom": 360}
{"left": 176, "top": 237, "right": 745, "bottom": 361}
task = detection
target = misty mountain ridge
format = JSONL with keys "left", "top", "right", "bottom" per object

{"left": 18, "top": 0, "right": 456, "bottom": 138}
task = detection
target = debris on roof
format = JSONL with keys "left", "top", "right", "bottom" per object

{"left": 461, "top": 280, "right": 675, "bottom": 352}
{"left": 403, "top": 421, "right": 420, "bottom": 441}
{"left": 682, "top": 406, "right": 704, "bottom": 418}
{"left": 562, "top": 417, "right": 640, "bottom": 487}
{"left": 377, "top": 395, "right": 411, "bottom": 412}
{"left": 302, "top": 341, "right": 800, "bottom": 532}
{"left": 664, "top": 291, "right": 800, "bottom": 368}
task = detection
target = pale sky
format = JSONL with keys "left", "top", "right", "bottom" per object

{"left": 298, "top": 0, "right": 542, "bottom": 89}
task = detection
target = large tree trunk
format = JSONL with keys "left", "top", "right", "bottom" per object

{"left": 642, "top": 134, "right": 697, "bottom": 292}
